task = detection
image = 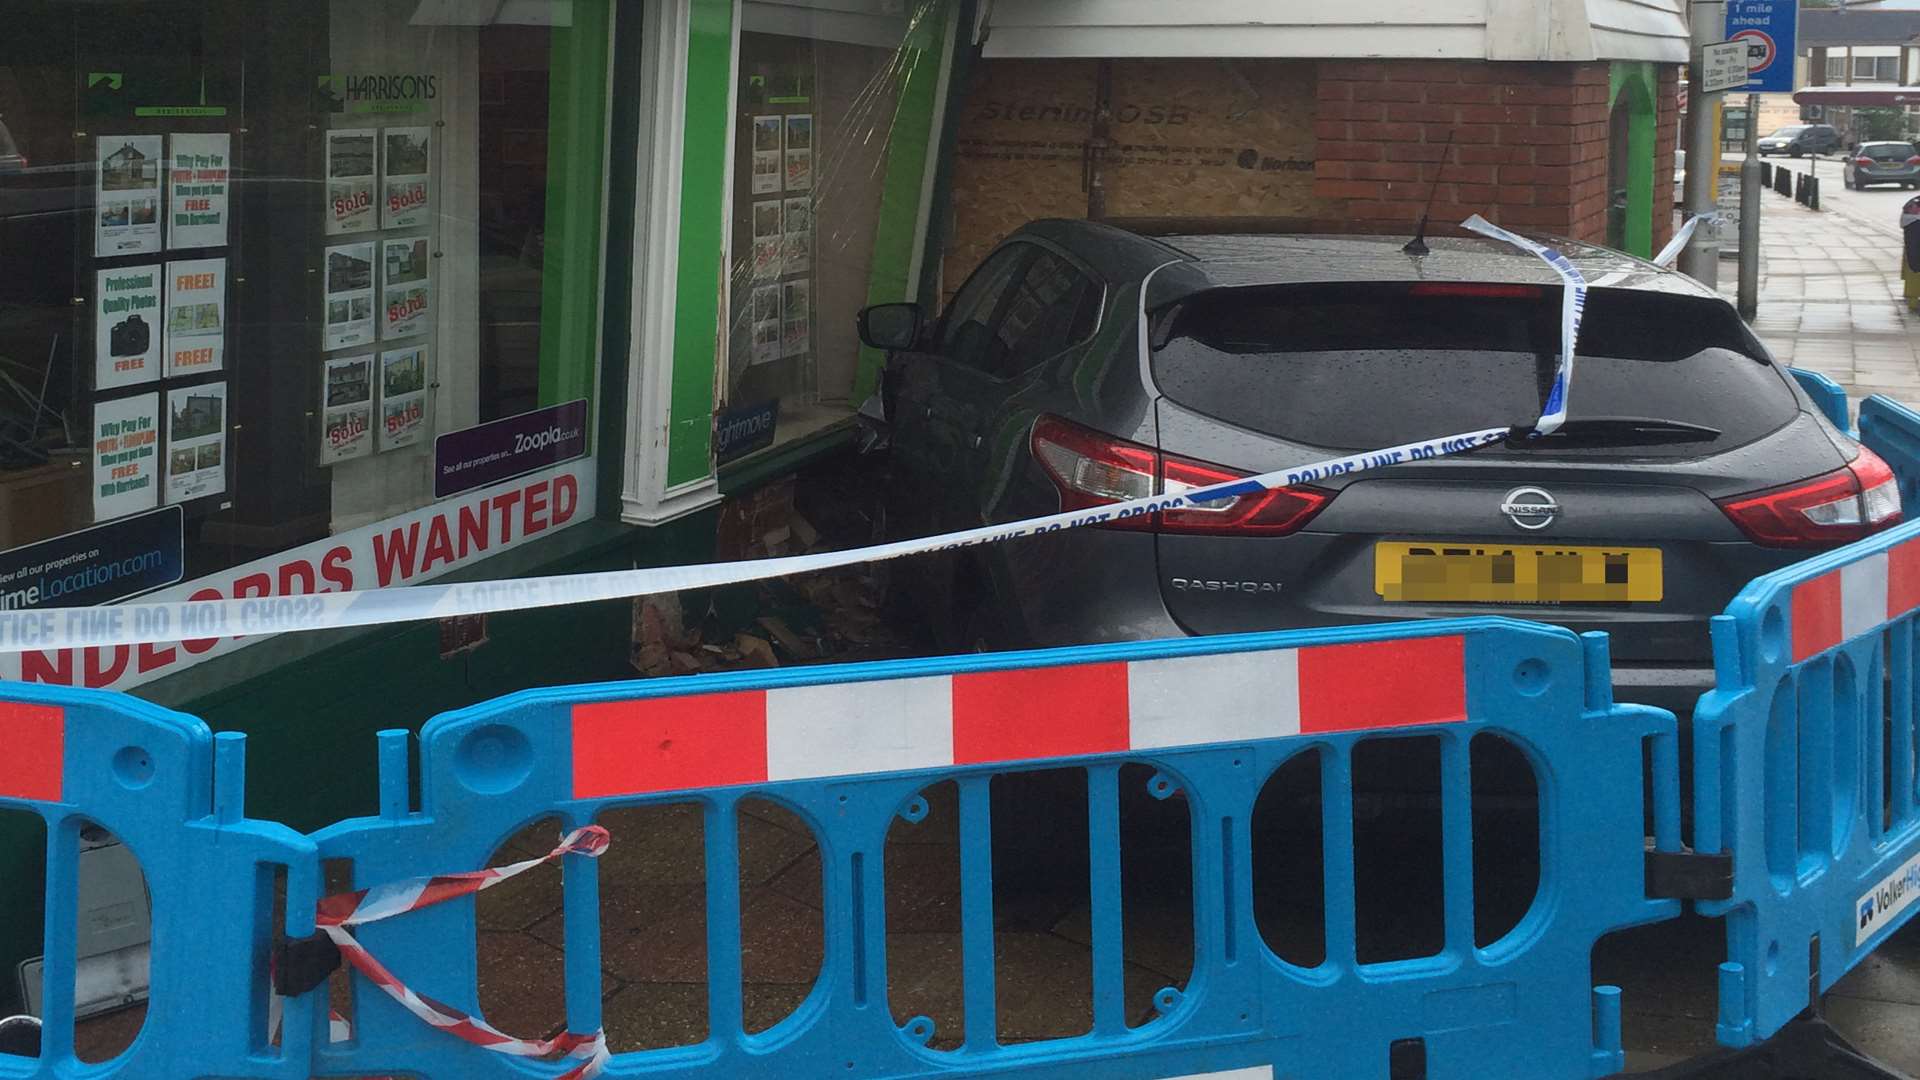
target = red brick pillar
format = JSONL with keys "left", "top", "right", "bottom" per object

{"left": 1313, "top": 60, "right": 1615, "bottom": 243}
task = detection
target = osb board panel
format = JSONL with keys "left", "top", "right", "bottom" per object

{"left": 944, "top": 59, "right": 1327, "bottom": 296}
{"left": 1103, "top": 60, "right": 1324, "bottom": 221}
{"left": 945, "top": 60, "right": 1099, "bottom": 295}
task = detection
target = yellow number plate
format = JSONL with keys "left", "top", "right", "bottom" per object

{"left": 1374, "top": 542, "right": 1663, "bottom": 603}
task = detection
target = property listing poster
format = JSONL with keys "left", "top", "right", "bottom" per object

{"left": 751, "top": 199, "right": 782, "bottom": 281}
{"left": 381, "top": 236, "right": 431, "bottom": 339}
{"left": 95, "top": 134, "right": 164, "bottom": 257}
{"left": 163, "top": 256, "right": 226, "bottom": 377}
{"left": 325, "top": 128, "right": 377, "bottom": 235}
{"left": 750, "top": 284, "right": 781, "bottom": 365}
{"left": 784, "top": 114, "right": 813, "bottom": 192}
{"left": 92, "top": 392, "right": 161, "bottom": 521}
{"left": 95, "top": 263, "right": 162, "bottom": 390}
{"left": 751, "top": 115, "right": 781, "bottom": 195}
{"left": 323, "top": 242, "right": 376, "bottom": 350}
{"left": 165, "top": 381, "right": 227, "bottom": 503}
{"left": 783, "top": 196, "right": 812, "bottom": 275}
{"left": 320, "top": 354, "right": 374, "bottom": 464}
{"left": 382, "top": 126, "right": 432, "bottom": 229}
{"left": 166, "top": 133, "right": 231, "bottom": 249}
{"left": 782, "top": 279, "right": 812, "bottom": 359}
{"left": 379, "top": 345, "right": 428, "bottom": 451}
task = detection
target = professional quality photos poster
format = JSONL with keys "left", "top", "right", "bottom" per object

{"left": 95, "top": 263, "right": 162, "bottom": 390}
{"left": 165, "top": 382, "right": 227, "bottom": 503}
{"left": 163, "top": 256, "right": 226, "bottom": 377}
{"left": 325, "top": 128, "right": 377, "bottom": 235}
{"left": 96, "top": 134, "right": 164, "bottom": 257}
{"left": 167, "top": 132, "right": 231, "bottom": 250}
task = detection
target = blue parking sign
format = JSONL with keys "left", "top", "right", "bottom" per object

{"left": 1726, "top": 0, "right": 1798, "bottom": 94}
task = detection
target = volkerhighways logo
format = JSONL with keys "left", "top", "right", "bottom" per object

{"left": 1856, "top": 854, "right": 1920, "bottom": 946}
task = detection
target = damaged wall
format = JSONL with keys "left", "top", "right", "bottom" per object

{"left": 940, "top": 56, "right": 1681, "bottom": 290}
{"left": 943, "top": 58, "right": 1330, "bottom": 291}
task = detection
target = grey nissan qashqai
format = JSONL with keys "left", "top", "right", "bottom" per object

{"left": 859, "top": 222, "right": 1902, "bottom": 714}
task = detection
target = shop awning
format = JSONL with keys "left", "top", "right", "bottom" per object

{"left": 977, "top": 0, "right": 1688, "bottom": 63}
{"left": 1792, "top": 84, "right": 1920, "bottom": 106}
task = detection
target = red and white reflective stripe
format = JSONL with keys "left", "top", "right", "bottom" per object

{"left": 0, "top": 701, "right": 63, "bottom": 802}
{"left": 316, "top": 825, "right": 611, "bottom": 1078}
{"left": 571, "top": 636, "right": 1467, "bottom": 799}
{"left": 1792, "top": 539, "right": 1920, "bottom": 661}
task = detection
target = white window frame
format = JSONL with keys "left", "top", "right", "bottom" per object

{"left": 622, "top": 0, "right": 728, "bottom": 524}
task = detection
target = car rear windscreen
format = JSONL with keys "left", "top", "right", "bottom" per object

{"left": 1864, "top": 143, "right": 1916, "bottom": 161}
{"left": 1149, "top": 283, "right": 1799, "bottom": 455}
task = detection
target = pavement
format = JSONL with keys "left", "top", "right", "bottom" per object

{"left": 1726, "top": 155, "right": 1920, "bottom": 407}
{"left": 48, "top": 170, "right": 1920, "bottom": 1077}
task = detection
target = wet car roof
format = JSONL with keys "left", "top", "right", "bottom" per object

{"left": 1012, "top": 219, "right": 1717, "bottom": 309}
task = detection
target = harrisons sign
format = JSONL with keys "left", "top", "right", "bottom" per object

{"left": 0, "top": 459, "right": 592, "bottom": 692}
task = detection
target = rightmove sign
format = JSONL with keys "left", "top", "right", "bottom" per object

{"left": 1727, "top": 0, "right": 1797, "bottom": 94}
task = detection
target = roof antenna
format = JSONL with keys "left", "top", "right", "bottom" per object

{"left": 1403, "top": 129, "right": 1456, "bottom": 257}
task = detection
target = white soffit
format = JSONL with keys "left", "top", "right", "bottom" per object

{"left": 978, "top": 0, "right": 1686, "bottom": 63}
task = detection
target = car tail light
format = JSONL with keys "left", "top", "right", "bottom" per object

{"left": 1907, "top": 155, "right": 1920, "bottom": 166}
{"left": 1717, "top": 448, "right": 1904, "bottom": 547}
{"left": 1030, "top": 415, "right": 1333, "bottom": 536}
{"left": 1856, "top": 156, "right": 1876, "bottom": 167}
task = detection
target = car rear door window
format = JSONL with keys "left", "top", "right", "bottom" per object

{"left": 1149, "top": 283, "right": 1799, "bottom": 456}
{"left": 988, "top": 250, "right": 1099, "bottom": 378}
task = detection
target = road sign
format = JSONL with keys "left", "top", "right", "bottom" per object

{"left": 1702, "top": 40, "right": 1751, "bottom": 95}
{"left": 1726, "top": 0, "right": 1797, "bottom": 94}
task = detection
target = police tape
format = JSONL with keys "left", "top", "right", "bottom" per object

{"left": 1461, "top": 214, "right": 1586, "bottom": 437}
{"left": 0, "top": 217, "right": 1589, "bottom": 658}
{"left": 0, "top": 425, "right": 1513, "bottom": 655}
{"left": 1653, "top": 213, "right": 1714, "bottom": 269}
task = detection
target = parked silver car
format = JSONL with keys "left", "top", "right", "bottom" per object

{"left": 1849, "top": 141, "right": 1920, "bottom": 189}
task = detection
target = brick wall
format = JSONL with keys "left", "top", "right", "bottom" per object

{"left": 1313, "top": 61, "right": 1616, "bottom": 243}
{"left": 1653, "top": 65, "right": 1680, "bottom": 252}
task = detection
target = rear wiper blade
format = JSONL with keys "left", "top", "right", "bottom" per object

{"left": 1503, "top": 416, "right": 1722, "bottom": 448}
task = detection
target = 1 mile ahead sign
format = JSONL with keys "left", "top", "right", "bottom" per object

{"left": 1726, "top": 0, "right": 1797, "bottom": 94}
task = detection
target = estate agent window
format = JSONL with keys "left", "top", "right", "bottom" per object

{"left": 0, "top": 0, "right": 611, "bottom": 691}
{"left": 723, "top": 0, "right": 951, "bottom": 460}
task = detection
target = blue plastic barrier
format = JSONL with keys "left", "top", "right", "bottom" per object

{"left": 305, "top": 618, "right": 1678, "bottom": 1080}
{"left": 1862, "top": 394, "right": 1920, "bottom": 504}
{"left": 1790, "top": 368, "right": 1853, "bottom": 435}
{"left": 0, "top": 683, "right": 316, "bottom": 1079}
{"left": 1692, "top": 516, "right": 1920, "bottom": 1046}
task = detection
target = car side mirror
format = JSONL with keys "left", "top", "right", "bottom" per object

{"left": 858, "top": 303, "right": 922, "bottom": 351}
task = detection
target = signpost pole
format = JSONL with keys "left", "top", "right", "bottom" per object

{"left": 1682, "top": 0, "right": 1729, "bottom": 285}
{"left": 1739, "top": 92, "right": 1762, "bottom": 316}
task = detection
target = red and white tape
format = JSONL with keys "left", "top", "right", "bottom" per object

{"left": 313, "top": 825, "right": 613, "bottom": 1078}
